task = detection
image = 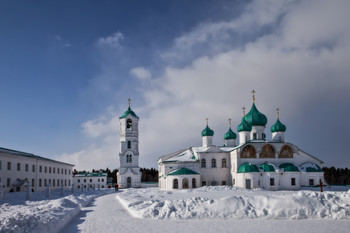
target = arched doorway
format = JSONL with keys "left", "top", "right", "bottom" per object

{"left": 127, "top": 177, "right": 132, "bottom": 188}
{"left": 173, "top": 179, "right": 178, "bottom": 189}
{"left": 182, "top": 178, "right": 189, "bottom": 189}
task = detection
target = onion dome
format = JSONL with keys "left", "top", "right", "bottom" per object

{"left": 259, "top": 163, "right": 276, "bottom": 172}
{"left": 119, "top": 99, "right": 139, "bottom": 119}
{"left": 224, "top": 118, "right": 237, "bottom": 140}
{"left": 238, "top": 163, "right": 260, "bottom": 173}
{"left": 270, "top": 108, "right": 286, "bottom": 132}
{"left": 237, "top": 117, "right": 252, "bottom": 132}
{"left": 244, "top": 102, "right": 267, "bottom": 126}
{"left": 201, "top": 118, "right": 214, "bottom": 137}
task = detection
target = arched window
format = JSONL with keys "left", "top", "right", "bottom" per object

{"left": 182, "top": 178, "right": 189, "bottom": 189}
{"left": 211, "top": 159, "right": 216, "bottom": 168}
{"left": 126, "top": 119, "right": 132, "bottom": 130}
{"left": 126, "top": 154, "right": 132, "bottom": 163}
{"left": 173, "top": 179, "right": 178, "bottom": 189}
{"left": 279, "top": 145, "right": 293, "bottom": 158}
{"left": 192, "top": 178, "right": 196, "bottom": 188}
{"left": 201, "top": 159, "right": 206, "bottom": 168}
{"left": 241, "top": 145, "right": 256, "bottom": 158}
{"left": 259, "top": 144, "right": 275, "bottom": 158}
{"left": 222, "top": 158, "right": 227, "bottom": 167}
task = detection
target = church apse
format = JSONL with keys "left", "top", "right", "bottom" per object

{"left": 240, "top": 145, "right": 257, "bottom": 158}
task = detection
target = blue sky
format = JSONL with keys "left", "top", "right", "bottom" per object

{"left": 0, "top": 0, "right": 349, "bottom": 170}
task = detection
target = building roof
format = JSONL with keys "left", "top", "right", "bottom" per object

{"left": 300, "top": 162, "right": 323, "bottom": 172}
{"left": 119, "top": 106, "right": 139, "bottom": 119}
{"left": 279, "top": 163, "right": 299, "bottom": 172}
{"left": 201, "top": 125, "right": 214, "bottom": 137}
{"left": 244, "top": 102, "right": 267, "bottom": 126}
{"left": 271, "top": 118, "right": 286, "bottom": 132}
{"left": 168, "top": 167, "right": 199, "bottom": 176}
{"left": 238, "top": 162, "right": 260, "bottom": 173}
{"left": 224, "top": 127, "right": 237, "bottom": 140}
{"left": 259, "top": 163, "right": 276, "bottom": 172}
{"left": 74, "top": 172, "right": 107, "bottom": 177}
{"left": 0, "top": 147, "right": 74, "bottom": 166}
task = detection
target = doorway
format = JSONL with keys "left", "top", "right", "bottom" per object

{"left": 245, "top": 179, "right": 251, "bottom": 189}
{"left": 127, "top": 177, "right": 132, "bottom": 188}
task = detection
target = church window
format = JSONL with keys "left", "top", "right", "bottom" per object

{"left": 17, "top": 163, "right": 20, "bottom": 171}
{"left": 222, "top": 181, "right": 226, "bottom": 185}
{"left": 49, "top": 167, "right": 51, "bottom": 173}
{"left": 39, "top": 179, "right": 42, "bottom": 187}
{"left": 58, "top": 168, "right": 60, "bottom": 174}
{"left": 291, "top": 178, "right": 296, "bottom": 186}
{"left": 126, "top": 119, "right": 132, "bottom": 130}
{"left": 7, "top": 162, "right": 11, "bottom": 170}
{"left": 53, "top": 167, "right": 55, "bottom": 173}
{"left": 127, "top": 141, "right": 131, "bottom": 149}
{"left": 259, "top": 144, "right": 275, "bottom": 158}
{"left": 39, "top": 166, "right": 42, "bottom": 173}
{"left": 253, "top": 133, "right": 257, "bottom": 140}
{"left": 201, "top": 159, "right": 206, "bottom": 168}
{"left": 211, "top": 159, "right": 216, "bottom": 168}
{"left": 192, "top": 178, "right": 196, "bottom": 188}
{"left": 45, "top": 166, "right": 47, "bottom": 173}
{"left": 182, "top": 178, "right": 189, "bottom": 189}
{"left": 309, "top": 179, "right": 314, "bottom": 186}
{"left": 241, "top": 145, "right": 256, "bottom": 158}
{"left": 270, "top": 178, "right": 275, "bottom": 186}
{"left": 202, "top": 181, "right": 206, "bottom": 186}
{"left": 279, "top": 145, "right": 293, "bottom": 158}
{"left": 44, "top": 179, "right": 47, "bottom": 186}
{"left": 222, "top": 159, "right": 227, "bottom": 167}
{"left": 173, "top": 179, "right": 178, "bottom": 189}
{"left": 126, "top": 154, "right": 132, "bottom": 163}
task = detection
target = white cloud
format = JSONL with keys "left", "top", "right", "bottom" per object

{"left": 130, "top": 67, "right": 151, "bottom": 80}
{"left": 54, "top": 35, "right": 71, "bottom": 48}
{"left": 97, "top": 32, "right": 124, "bottom": 48}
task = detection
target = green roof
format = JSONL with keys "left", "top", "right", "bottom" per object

{"left": 238, "top": 163, "right": 260, "bottom": 173}
{"left": 271, "top": 118, "right": 286, "bottom": 132}
{"left": 224, "top": 127, "right": 237, "bottom": 140}
{"left": 168, "top": 167, "right": 199, "bottom": 176}
{"left": 244, "top": 102, "right": 267, "bottom": 126}
{"left": 302, "top": 163, "right": 323, "bottom": 172}
{"left": 201, "top": 125, "right": 214, "bottom": 137}
{"left": 119, "top": 106, "right": 139, "bottom": 119}
{"left": 237, "top": 117, "right": 252, "bottom": 132}
{"left": 75, "top": 172, "right": 107, "bottom": 177}
{"left": 279, "top": 163, "right": 299, "bottom": 172}
{"left": 259, "top": 163, "right": 276, "bottom": 172}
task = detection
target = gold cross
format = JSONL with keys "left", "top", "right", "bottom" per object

{"left": 229, "top": 118, "right": 231, "bottom": 127}
{"left": 251, "top": 90, "right": 256, "bottom": 102}
{"left": 128, "top": 98, "right": 131, "bottom": 107}
{"left": 206, "top": 118, "right": 208, "bottom": 125}
{"left": 276, "top": 108, "right": 279, "bottom": 118}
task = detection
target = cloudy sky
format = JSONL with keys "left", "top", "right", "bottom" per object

{"left": 0, "top": 0, "right": 349, "bottom": 170}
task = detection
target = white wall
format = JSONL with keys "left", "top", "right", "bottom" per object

{"left": 73, "top": 174, "right": 107, "bottom": 189}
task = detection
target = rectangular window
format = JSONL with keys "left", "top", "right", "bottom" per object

{"left": 7, "top": 162, "right": 11, "bottom": 170}
{"left": 25, "top": 164, "right": 28, "bottom": 172}
{"left": 61, "top": 168, "right": 63, "bottom": 174}
{"left": 127, "top": 141, "right": 131, "bottom": 149}
{"left": 222, "top": 181, "right": 226, "bottom": 186}
{"left": 202, "top": 181, "right": 206, "bottom": 186}
{"left": 309, "top": 179, "right": 314, "bottom": 186}
{"left": 57, "top": 179, "right": 60, "bottom": 187}
{"left": 32, "top": 165, "right": 35, "bottom": 172}
{"left": 78, "top": 179, "right": 80, "bottom": 183}
{"left": 53, "top": 167, "right": 55, "bottom": 174}
{"left": 49, "top": 167, "right": 51, "bottom": 173}
{"left": 65, "top": 180, "right": 67, "bottom": 186}
{"left": 65, "top": 169, "right": 67, "bottom": 175}
{"left": 253, "top": 133, "right": 257, "bottom": 140}
{"left": 291, "top": 178, "right": 296, "bottom": 186}
{"left": 7, "top": 178, "right": 11, "bottom": 187}
{"left": 84, "top": 179, "right": 86, "bottom": 183}
{"left": 45, "top": 166, "right": 47, "bottom": 173}
{"left": 44, "top": 179, "right": 47, "bottom": 187}
{"left": 17, "top": 163, "right": 21, "bottom": 171}
{"left": 0, "top": 160, "right": 2, "bottom": 170}
{"left": 98, "top": 179, "right": 100, "bottom": 182}
{"left": 53, "top": 179, "right": 55, "bottom": 187}
{"left": 39, "top": 179, "right": 42, "bottom": 187}
{"left": 90, "top": 179, "right": 92, "bottom": 183}
{"left": 57, "top": 168, "right": 60, "bottom": 174}
{"left": 69, "top": 180, "right": 71, "bottom": 186}
{"left": 270, "top": 178, "right": 275, "bottom": 186}
{"left": 39, "top": 166, "right": 42, "bottom": 173}
{"left": 102, "top": 179, "right": 104, "bottom": 182}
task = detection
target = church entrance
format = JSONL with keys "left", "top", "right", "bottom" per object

{"left": 127, "top": 177, "right": 132, "bottom": 188}
{"left": 182, "top": 178, "right": 189, "bottom": 189}
{"left": 245, "top": 179, "right": 251, "bottom": 189}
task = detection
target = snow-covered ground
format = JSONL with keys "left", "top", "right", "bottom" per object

{"left": 117, "top": 186, "right": 350, "bottom": 220}
{"left": 0, "top": 189, "right": 113, "bottom": 233}
{"left": 1, "top": 186, "right": 350, "bottom": 233}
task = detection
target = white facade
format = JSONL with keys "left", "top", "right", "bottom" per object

{"left": 73, "top": 172, "right": 107, "bottom": 189}
{"left": 158, "top": 96, "right": 324, "bottom": 191}
{"left": 0, "top": 147, "right": 74, "bottom": 193}
{"left": 117, "top": 102, "right": 141, "bottom": 188}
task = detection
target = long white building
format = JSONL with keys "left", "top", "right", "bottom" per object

{"left": 158, "top": 91, "right": 324, "bottom": 191}
{"left": 0, "top": 147, "right": 74, "bottom": 193}
{"left": 73, "top": 172, "right": 107, "bottom": 189}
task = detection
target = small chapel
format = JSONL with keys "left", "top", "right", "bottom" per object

{"left": 158, "top": 91, "right": 325, "bottom": 190}
{"left": 117, "top": 99, "right": 142, "bottom": 188}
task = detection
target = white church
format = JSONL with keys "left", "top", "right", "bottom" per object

{"left": 158, "top": 91, "right": 325, "bottom": 191}
{"left": 117, "top": 100, "right": 142, "bottom": 188}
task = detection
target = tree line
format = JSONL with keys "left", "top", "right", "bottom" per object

{"left": 323, "top": 167, "right": 350, "bottom": 185}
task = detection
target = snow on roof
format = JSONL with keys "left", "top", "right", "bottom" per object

{"left": 163, "top": 148, "right": 197, "bottom": 163}
{"left": 299, "top": 162, "right": 323, "bottom": 173}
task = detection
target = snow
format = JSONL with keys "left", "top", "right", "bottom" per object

{"left": 1, "top": 186, "right": 350, "bottom": 233}
{"left": 0, "top": 189, "right": 113, "bottom": 233}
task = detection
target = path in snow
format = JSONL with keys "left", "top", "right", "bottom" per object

{"left": 61, "top": 192, "right": 350, "bottom": 233}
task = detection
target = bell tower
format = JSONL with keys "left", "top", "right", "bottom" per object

{"left": 117, "top": 99, "right": 141, "bottom": 188}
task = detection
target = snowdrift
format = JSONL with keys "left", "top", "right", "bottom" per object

{"left": 117, "top": 186, "right": 350, "bottom": 220}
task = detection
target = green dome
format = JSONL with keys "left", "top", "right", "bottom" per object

{"left": 244, "top": 103, "right": 267, "bottom": 126}
{"left": 201, "top": 125, "right": 214, "bottom": 137}
{"left": 119, "top": 106, "right": 139, "bottom": 119}
{"left": 224, "top": 127, "right": 237, "bottom": 140}
{"left": 237, "top": 118, "right": 252, "bottom": 132}
{"left": 271, "top": 118, "right": 286, "bottom": 132}
{"left": 279, "top": 163, "right": 299, "bottom": 172}
{"left": 259, "top": 163, "right": 276, "bottom": 172}
{"left": 238, "top": 163, "right": 260, "bottom": 173}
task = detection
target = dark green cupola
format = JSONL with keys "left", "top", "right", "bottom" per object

{"left": 119, "top": 99, "right": 139, "bottom": 119}
{"left": 201, "top": 119, "right": 214, "bottom": 137}
{"left": 224, "top": 118, "right": 237, "bottom": 140}
{"left": 270, "top": 108, "right": 286, "bottom": 132}
{"left": 237, "top": 117, "right": 252, "bottom": 132}
{"left": 243, "top": 90, "right": 267, "bottom": 126}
